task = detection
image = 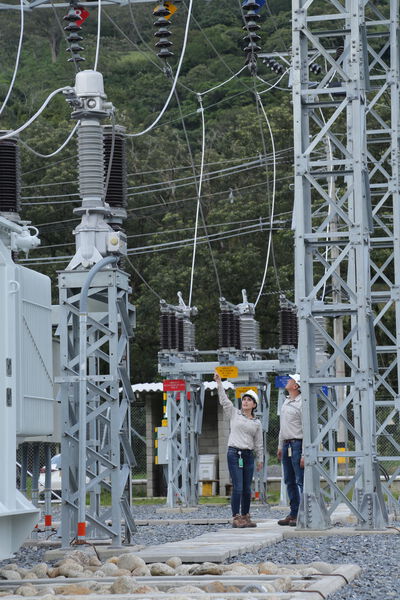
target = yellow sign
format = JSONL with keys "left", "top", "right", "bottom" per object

{"left": 154, "top": 1, "right": 178, "bottom": 19}
{"left": 337, "top": 446, "right": 347, "bottom": 464}
{"left": 235, "top": 386, "right": 258, "bottom": 399}
{"left": 216, "top": 366, "right": 239, "bottom": 379}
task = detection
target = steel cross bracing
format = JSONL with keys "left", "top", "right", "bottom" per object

{"left": 58, "top": 267, "right": 136, "bottom": 546}
{"left": 159, "top": 354, "right": 295, "bottom": 507}
{"left": 292, "top": 0, "right": 396, "bottom": 530}
{"left": 365, "top": 0, "right": 400, "bottom": 515}
{"left": 165, "top": 383, "right": 204, "bottom": 507}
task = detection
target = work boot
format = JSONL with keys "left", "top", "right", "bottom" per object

{"left": 232, "top": 514, "right": 245, "bottom": 528}
{"left": 242, "top": 514, "right": 257, "bottom": 528}
{"left": 277, "top": 514, "right": 297, "bottom": 526}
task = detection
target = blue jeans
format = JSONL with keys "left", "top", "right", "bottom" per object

{"left": 227, "top": 447, "right": 254, "bottom": 516}
{"left": 282, "top": 439, "right": 304, "bottom": 518}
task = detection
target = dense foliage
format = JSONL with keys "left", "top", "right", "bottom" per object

{"left": 0, "top": 0, "right": 296, "bottom": 382}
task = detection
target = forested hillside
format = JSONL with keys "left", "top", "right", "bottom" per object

{"left": 0, "top": 0, "right": 295, "bottom": 381}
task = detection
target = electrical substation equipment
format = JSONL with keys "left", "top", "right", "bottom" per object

{"left": 63, "top": 1, "right": 85, "bottom": 64}
{"left": 58, "top": 68, "right": 136, "bottom": 547}
{"left": 262, "top": 57, "right": 284, "bottom": 74}
{"left": 242, "top": 0, "right": 262, "bottom": 74}
{"left": 158, "top": 294, "right": 203, "bottom": 507}
{"left": 279, "top": 295, "right": 298, "bottom": 349}
{"left": 291, "top": 0, "right": 399, "bottom": 530}
{"left": 218, "top": 289, "right": 260, "bottom": 356}
{"left": 0, "top": 134, "right": 53, "bottom": 559}
{"left": 153, "top": 2, "right": 173, "bottom": 60}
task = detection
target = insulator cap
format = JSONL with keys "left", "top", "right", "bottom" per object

{"left": 154, "top": 27, "right": 172, "bottom": 38}
{"left": 153, "top": 5, "right": 170, "bottom": 17}
{"left": 244, "top": 43, "right": 261, "bottom": 54}
{"left": 242, "top": 0, "right": 259, "bottom": 9}
{"left": 63, "top": 7, "right": 81, "bottom": 22}
{"left": 157, "top": 48, "right": 174, "bottom": 59}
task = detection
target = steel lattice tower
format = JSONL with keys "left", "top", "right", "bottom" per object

{"left": 292, "top": 0, "right": 399, "bottom": 529}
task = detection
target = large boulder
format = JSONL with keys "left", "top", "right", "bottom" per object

{"left": 116, "top": 554, "right": 146, "bottom": 572}
{"left": 15, "top": 585, "right": 38, "bottom": 596}
{"left": 189, "top": 562, "right": 224, "bottom": 576}
{"left": 110, "top": 576, "right": 136, "bottom": 594}
{"left": 149, "top": 563, "right": 176, "bottom": 576}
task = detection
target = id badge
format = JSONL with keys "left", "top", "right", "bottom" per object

{"left": 238, "top": 451, "right": 243, "bottom": 468}
{"left": 288, "top": 446, "right": 292, "bottom": 457}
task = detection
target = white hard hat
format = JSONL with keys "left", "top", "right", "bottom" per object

{"left": 241, "top": 389, "right": 259, "bottom": 404}
{"left": 289, "top": 373, "right": 301, "bottom": 384}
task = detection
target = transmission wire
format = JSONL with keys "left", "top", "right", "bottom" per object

{"left": 0, "top": 0, "right": 24, "bottom": 117}
{"left": 124, "top": 255, "right": 162, "bottom": 301}
{"left": 188, "top": 94, "right": 205, "bottom": 307}
{"left": 174, "top": 88, "right": 222, "bottom": 298}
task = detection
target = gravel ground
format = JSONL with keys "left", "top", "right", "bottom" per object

{"left": 1, "top": 503, "right": 399, "bottom": 599}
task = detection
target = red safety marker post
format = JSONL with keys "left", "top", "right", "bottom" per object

{"left": 77, "top": 521, "right": 86, "bottom": 540}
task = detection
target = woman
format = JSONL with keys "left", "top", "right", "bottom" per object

{"left": 214, "top": 371, "right": 263, "bottom": 528}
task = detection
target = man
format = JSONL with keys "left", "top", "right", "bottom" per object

{"left": 277, "top": 373, "right": 304, "bottom": 526}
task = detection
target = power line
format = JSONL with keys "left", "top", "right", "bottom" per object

{"left": 93, "top": 0, "right": 102, "bottom": 72}
{"left": 0, "top": 87, "right": 69, "bottom": 141}
{"left": 23, "top": 219, "right": 286, "bottom": 266}
{"left": 19, "top": 122, "right": 79, "bottom": 159}
{"left": 175, "top": 87, "right": 222, "bottom": 298}
{"left": 0, "top": 0, "right": 24, "bottom": 117}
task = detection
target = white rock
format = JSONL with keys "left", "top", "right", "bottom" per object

{"left": 110, "top": 576, "right": 136, "bottom": 594}
{"left": 167, "top": 585, "right": 205, "bottom": 594}
{"left": 23, "top": 573, "right": 38, "bottom": 580}
{"left": 165, "top": 556, "right": 182, "bottom": 569}
{"left": 272, "top": 576, "right": 292, "bottom": 592}
{"left": 189, "top": 562, "right": 224, "bottom": 576}
{"left": 149, "top": 563, "right": 176, "bottom": 576}
{"left": 0, "top": 570, "right": 21, "bottom": 581}
{"left": 57, "top": 560, "right": 84, "bottom": 577}
{"left": 175, "top": 565, "right": 193, "bottom": 576}
{"left": 31, "top": 564, "right": 48, "bottom": 579}
{"left": 258, "top": 561, "right": 279, "bottom": 574}
{"left": 131, "top": 566, "right": 150, "bottom": 576}
{"left": 116, "top": 554, "right": 146, "bottom": 572}
{"left": 99, "top": 562, "right": 120, "bottom": 576}
{"left": 15, "top": 584, "right": 38, "bottom": 596}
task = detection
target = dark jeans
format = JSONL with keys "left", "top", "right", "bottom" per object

{"left": 227, "top": 447, "right": 254, "bottom": 516}
{"left": 282, "top": 439, "right": 304, "bottom": 518}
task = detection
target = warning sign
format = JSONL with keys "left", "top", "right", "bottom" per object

{"left": 215, "top": 366, "right": 239, "bottom": 379}
{"left": 235, "top": 386, "right": 258, "bottom": 399}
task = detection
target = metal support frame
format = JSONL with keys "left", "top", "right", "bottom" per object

{"left": 292, "top": 0, "right": 392, "bottom": 530}
{"left": 59, "top": 266, "right": 135, "bottom": 546}
{"left": 366, "top": 0, "right": 400, "bottom": 514}
{"left": 165, "top": 383, "right": 204, "bottom": 507}
{"left": 159, "top": 355, "right": 295, "bottom": 507}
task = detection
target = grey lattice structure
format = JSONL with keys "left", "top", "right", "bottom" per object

{"left": 365, "top": 0, "right": 400, "bottom": 514}
{"left": 292, "top": 0, "right": 395, "bottom": 530}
